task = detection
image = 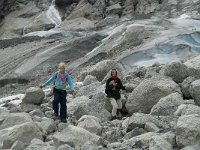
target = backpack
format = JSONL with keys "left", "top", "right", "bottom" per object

{"left": 53, "top": 72, "right": 68, "bottom": 85}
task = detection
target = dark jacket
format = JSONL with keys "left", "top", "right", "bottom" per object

{"left": 105, "top": 77, "right": 125, "bottom": 100}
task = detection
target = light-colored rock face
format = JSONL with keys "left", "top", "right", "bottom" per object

{"left": 160, "top": 62, "right": 190, "bottom": 83}
{"left": 25, "top": 138, "right": 56, "bottom": 150}
{"left": 83, "top": 75, "right": 98, "bottom": 86}
{"left": 181, "top": 144, "right": 200, "bottom": 150}
{"left": 77, "top": 116, "right": 102, "bottom": 135}
{"left": 61, "top": 17, "right": 95, "bottom": 31}
{"left": 0, "top": 112, "right": 32, "bottom": 130}
{"left": 181, "top": 76, "right": 197, "bottom": 99}
{"left": 176, "top": 114, "right": 200, "bottom": 148}
{"left": 22, "top": 87, "right": 45, "bottom": 105}
{"left": 125, "top": 76, "right": 181, "bottom": 114}
{"left": 189, "top": 79, "right": 200, "bottom": 106}
{"left": 36, "top": 117, "right": 57, "bottom": 135}
{"left": 149, "top": 136, "right": 173, "bottom": 150}
{"left": 175, "top": 104, "right": 200, "bottom": 116}
{"left": 0, "top": 122, "right": 43, "bottom": 149}
{"left": 150, "top": 92, "right": 184, "bottom": 116}
{"left": 53, "top": 125, "right": 101, "bottom": 148}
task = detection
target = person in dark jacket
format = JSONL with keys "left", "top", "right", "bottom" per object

{"left": 105, "top": 69, "right": 126, "bottom": 120}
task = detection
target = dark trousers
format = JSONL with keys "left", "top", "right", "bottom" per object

{"left": 53, "top": 88, "right": 67, "bottom": 119}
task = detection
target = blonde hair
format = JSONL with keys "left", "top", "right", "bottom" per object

{"left": 58, "top": 62, "right": 66, "bottom": 69}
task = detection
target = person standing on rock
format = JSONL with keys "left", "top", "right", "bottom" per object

{"left": 40, "top": 62, "right": 75, "bottom": 123}
{"left": 105, "top": 69, "right": 126, "bottom": 120}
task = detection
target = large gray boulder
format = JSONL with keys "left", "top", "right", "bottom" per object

{"left": 189, "top": 79, "right": 200, "bottom": 106}
{"left": 24, "top": 138, "right": 55, "bottom": 150}
{"left": 125, "top": 76, "right": 181, "bottom": 114}
{"left": 67, "top": 96, "right": 90, "bottom": 120}
{"left": 125, "top": 113, "right": 161, "bottom": 132}
{"left": 80, "top": 60, "right": 123, "bottom": 81}
{"left": 11, "top": 140, "right": 25, "bottom": 150}
{"left": 175, "top": 104, "right": 200, "bottom": 116}
{"left": 0, "top": 112, "right": 32, "bottom": 130}
{"left": 53, "top": 125, "right": 101, "bottom": 148}
{"left": 181, "top": 144, "right": 200, "bottom": 150}
{"left": 184, "top": 55, "right": 200, "bottom": 78}
{"left": 176, "top": 114, "right": 200, "bottom": 147}
{"left": 160, "top": 62, "right": 190, "bottom": 83}
{"left": 83, "top": 75, "right": 98, "bottom": 86}
{"left": 0, "top": 122, "right": 43, "bottom": 149}
{"left": 22, "top": 87, "right": 45, "bottom": 105}
{"left": 181, "top": 76, "right": 197, "bottom": 99}
{"left": 36, "top": 117, "right": 57, "bottom": 135}
{"left": 149, "top": 136, "right": 173, "bottom": 150}
{"left": 150, "top": 93, "right": 184, "bottom": 116}
{"left": 77, "top": 115, "right": 102, "bottom": 135}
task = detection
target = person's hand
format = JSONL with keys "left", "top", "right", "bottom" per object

{"left": 71, "top": 90, "right": 76, "bottom": 98}
{"left": 112, "top": 80, "right": 117, "bottom": 86}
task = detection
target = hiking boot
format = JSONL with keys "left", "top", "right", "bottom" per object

{"left": 61, "top": 119, "right": 67, "bottom": 123}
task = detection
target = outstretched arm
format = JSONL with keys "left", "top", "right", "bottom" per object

{"left": 42, "top": 72, "right": 57, "bottom": 88}
{"left": 67, "top": 75, "right": 74, "bottom": 91}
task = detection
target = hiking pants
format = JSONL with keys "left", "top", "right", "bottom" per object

{"left": 53, "top": 88, "right": 67, "bottom": 119}
{"left": 109, "top": 98, "right": 122, "bottom": 117}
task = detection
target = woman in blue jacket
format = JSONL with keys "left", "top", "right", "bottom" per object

{"left": 40, "top": 62, "right": 75, "bottom": 123}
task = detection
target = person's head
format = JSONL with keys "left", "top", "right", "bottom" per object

{"left": 58, "top": 62, "right": 66, "bottom": 73}
{"left": 111, "top": 69, "right": 117, "bottom": 77}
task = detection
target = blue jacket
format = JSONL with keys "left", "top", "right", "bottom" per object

{"left": 42, "top": 72, "right": 74, "bottom": 91}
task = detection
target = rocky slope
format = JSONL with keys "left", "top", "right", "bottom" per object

{"left": 1, "top": 0, "right": 200, "bottom": 149}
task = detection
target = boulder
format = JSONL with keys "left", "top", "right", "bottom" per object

{"left": 106, "top": 4, "right": 122, "bottom": 16}
{"left": 125, "top": 76, "right": 181, "bottom": 114}
{"left": 20, "top": 103, "right": 40, "bottom": 113}
{"left": 83, "top": 75, "right": 98, "bottom": 86}
{"left": 144, "top": 122, "right": 161, "bottom": 133}
{"left": 78, "top": 82, "right": 101, "bottom": 97}
{"left": 189, "top": 79, "right": 200, "bottom": 106}
{"left": 176, "top": 114, "right": 200, "bottom": 147}
{"left": 181, "top": 144, "right": 200, "bottom": 150}
{"left": 184, "top": 55, "right": 200, "bottom": 78}
{"left": 181, "top": 76, "right": 197, "bottom": 99}
{"left": 149, "top": 136, "right": 173, "bottom": 150}
{"left": 125, "top": 113, "right": 161, "bottom": 132}
{"left": 80, "top": 60, "right": 123, "bottom": 81}
{"left": 150, "top": 93, "right": 184, "bottom": 116}
{"left": 0, "top": 122, "right": 43, "bottom": 149}
{"left": 11, "top": 140, "right": 25, "bottom": 150}
{"left": 24, "top": 138, "right": 55, "bottom": 150}
{"left": 53, "top": 125, "right": 101, "bottom": 148}
{"left": 58, "top": 144, "right": 75, "bottom": 150}
{"left": 123, "top": 127, "right": 147, "bottom": 140}
{"left": 0, "top": 112, "right": 32, "bottom": 130}
{"left": 175, "top": 104, "right": 200, "bottom": 116}
{"left": 61, "top": 17, "right": 95, "bottom": 31}
{"left": 22, "top": 87, "right": 45, "bottom": 105}
{"left": 122, "top": 132, "right": 160, "bottom": 149}
{"left": 77, "top": 115, "right": 102, "bottom": 135}
{"left": 36, "top": 117, "right": 57, "bottom": 135}
{"left": 29, "top": 109, "right": 45, "bottom": 118}
{"left": 67, "top": 96, "right": 90, "bottom": 119}
{"left": 160, "top": 62, "right": 190, "bottom": 83}
{"left": 67, "top": 0, "right": 103, "bottom": 20}
{"left": 81, "top": 141, "right": 99, "bottom": 150}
